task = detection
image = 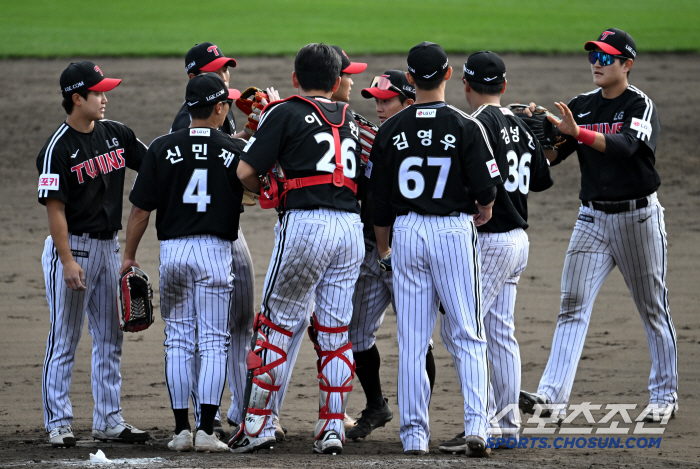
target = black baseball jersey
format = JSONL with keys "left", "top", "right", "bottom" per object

{"left": 241, "top": 96, "right": 361, "bottom": 213}
{"left": 370, "top": 102, "right": 502, "bottom": 226}
{"left": 129, "top": 127, "right": 245, "bottom": 241}
{"left": 471, "top": 105, "right": 553, "bottom": 233}
{"left": 171, "top": 102, "right": 237, "bottom": 136}
{"left": 37, "top": 119, "right": 146, "bottom": 233}
{"left": 554, "top": 86, "right": 661, "bottom": 201}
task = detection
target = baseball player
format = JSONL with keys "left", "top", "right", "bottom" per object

{"left": 37, "top": 62, "right": 150, "bottom": 447}
{"left": 121, "top": 73, "right": 244, "bottom": 452}
{"left": 370, "top": 42, "right": 502, "bottom": 457}
{"left": 519, "top": 28, "right": 678, "bottom": 424}
{"left": 346, "top": 70, "right": 439, "bottom": 441}
{"left": 330, "top": 45, "right": 367, "bottom": 102}
{"left": 438, "top": 51, "right": 553, "bottom": 453}
{"left": 230, "top": 43, "right": 363, "bottom": 455}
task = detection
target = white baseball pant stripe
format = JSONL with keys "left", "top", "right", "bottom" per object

{"left": 253, "top": 208, "right": 363, "bottom": 438}
{"left": 41, "top": 234, "right": 124, "bottom": 432}
{"left": 538, "top": 194, "right": 678, "bottom": 406}
{"left": 161, "top": 235, "right": 232, "bottom": 413}
{"left": 393, "top": 212, "right": 489, "bottom": 452}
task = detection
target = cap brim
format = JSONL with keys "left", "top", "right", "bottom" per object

{"left": 88, "top": 78, "right": 122, "bottom": 93}
{"left": 343, "top": 62, "right": 367, "bottom": 74}
{"left": 228, "top": 88, "right": 241, "bottom": 100}
{"left": 200, "top": 57, "right": 237, "bottom": 72}
{"left": 361, "top": 88, "right": 399, "bottom": 100}
{"left": 584, "top": 41, "right": 622, "bottom": 55}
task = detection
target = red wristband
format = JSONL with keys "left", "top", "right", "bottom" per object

{"left": 577, "top": 127, "right": 596, "bottom": 146}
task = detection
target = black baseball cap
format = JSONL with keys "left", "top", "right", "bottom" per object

{"left": 585, "top": 28, "right": 637, "bottom": 59}
{"left": 463, "top": 51, "right": 506, "bottom": 85}
{"left": 407, "top": 41, "right": 449, "bottom": 82}
{"left": 186, "top": 73, "right": 241, "bottom": 108}
{"left": 361, "top": 70, "right": 416, "bottom": 100}
{"left": 60, "top": 61, "right": 121, "bottom": 97}
{"left": 330, "top": 45, "right": 367, "bottom": 74}
{"left": 185, "top": 42, "right": 237, "bottom": 74}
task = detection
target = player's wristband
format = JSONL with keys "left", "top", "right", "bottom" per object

{"left": 577, "top": 128, "right": 596, "bottom": 146}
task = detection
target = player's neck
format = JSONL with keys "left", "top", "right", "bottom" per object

{"left": 299, "top": 88, "right": 333, "bottom": 100}
{"left": 414, "top": 88, "right": 444, "bottom": 105}
{"left": 469, "top": 94, "right": 501, "bottom": 110}
{"left": 190, "top": 117, "right": 220, "bottom": 129}
{"left": 601, "top": 78, "right": 629, "bottom": 100}
{"left": 65, "top": 113, "right": 96, "bottom": 134}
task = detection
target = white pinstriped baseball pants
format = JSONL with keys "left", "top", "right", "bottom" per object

{"left": 393, "top": 212, "right": 489, "bottom": 452}
{"left": 538, "top": 194, "right": 678, "bottom": 408}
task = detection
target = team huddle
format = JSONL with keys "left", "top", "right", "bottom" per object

{"left": 36, "top": 28, "right": 678, "bottom": 457}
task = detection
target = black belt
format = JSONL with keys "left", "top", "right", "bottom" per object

{"left": 71, "top": 230, "right": 116, "bottom": 240}
{"left": 581, "top": 197, "right": 648, "bottom": 214}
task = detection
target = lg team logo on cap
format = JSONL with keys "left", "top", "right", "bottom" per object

{"left": 94, "top": 65, "right": 103, "bottom": 76}
{"left": 207, "top": 45, "right": 220, "bottom": 56}
{"left": 600, "top": 31, "right": 615, "bottom": 40}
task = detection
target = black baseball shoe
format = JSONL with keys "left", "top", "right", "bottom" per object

{"left": 439, "top": 431, "right": 466, "bottom": 454}
{"left": 466, "top": 435, "right": 491, "bottom": 458}
{"left": 519, "top": 390, "right": 552, "bottom": 418}
{"left": 346, "top": 398, "right": 393, "bottom": 440}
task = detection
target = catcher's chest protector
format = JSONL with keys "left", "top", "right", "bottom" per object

{"left": 259, "top": 96, "right": 356, "bottom": 210}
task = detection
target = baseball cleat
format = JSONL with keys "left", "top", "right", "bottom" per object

{"left": 212, "top": 419, "right": 228, "bottom": 441}
{"left": 228, "top": 432, "right": 276, "bottom": 454}
{"left": 92, "top": 422, "right": 150, "bottom": 443}
{"left": 313, "top": 430, "right": 343, "bottom": 454}
{"left": 194, "top": 429, "right": 229, "bottom": 452}
{"left": 49, "top": 425, "right": 76, "bottom": 448}
{"left": 438, "top": 431, "right": 466, "bottom": 454}
{"left": 404, "top": 449, "right": 426, "bottom": 456}
{"left": 168, "top": 429, "right": 194, "bottom": 452}
{"left": 272, "top": 416, "right": 288, "bottom": 441}
{"left": 519, "top": 390, "right": 552, "bottom": 418}
{"left": 466, "top": 435, "right": 491, "bottom": 458}
{"left": 641, "top": 402, "right": 678, "bottom": 423}
{"left": 346, "top": 398, "right": 393, "bottom": 440}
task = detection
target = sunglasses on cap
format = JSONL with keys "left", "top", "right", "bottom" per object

{"left": 369, "top": 75, "right": 406, "bottom": 97}
{"left": 588, "top": 51, "right": 627, "bottom": 66}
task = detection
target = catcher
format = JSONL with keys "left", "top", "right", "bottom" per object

{"left": 120, "top": 73, "right": 245, "bottom": 453}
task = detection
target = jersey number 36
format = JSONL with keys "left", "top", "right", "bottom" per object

{"left": 504, "top": 150, "right": 531, "bottom": 194}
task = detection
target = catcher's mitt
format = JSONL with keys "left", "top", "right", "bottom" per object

{"left": 352, "top": 111, "right": 378, "bottom": 164}
{"left": 236, "top": 87, "right": 269, "bottom": 136}
{"left": 507, "top": 103, "right": 567, "bottom": 149}
{"left": 117, "top": 266, "right": 154, "bottom": 333}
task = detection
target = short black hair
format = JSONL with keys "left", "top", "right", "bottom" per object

{"left": 62, "top": 89, "right": 90, "bottom": 115}
{"left": 295, "top": 43, "right": 342, "bottom": 92}
{"left": 466, "top": 80, "right": 503, "bottom": 96}
{"left": 411, "top": 77, "right": 443, "bottom": 91}
{"left": 188, "top": 103, "right": 217, "bottom": 120}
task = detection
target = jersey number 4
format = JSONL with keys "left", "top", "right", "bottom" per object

{"left": 399, "top": 157, "right": 451, "bottom": 199}
{"left": 314, "top": 132, "right": 357, "bottom": 178}
{"left": 504, "top": 151, "right": 531, "bottom": 194}
{"left": 183, "top": 168, "right": 211, "bottom": 212}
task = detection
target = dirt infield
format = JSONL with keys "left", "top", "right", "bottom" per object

{"left": 1, "top": 54, "right": 699, "bottom": 468}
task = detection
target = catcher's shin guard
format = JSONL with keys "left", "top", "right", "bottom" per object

{"left": 308, "top": 313, "right": 355, "bottom": 442}
{"left": 229, "top": 313, "right": 292, "bottom": 447}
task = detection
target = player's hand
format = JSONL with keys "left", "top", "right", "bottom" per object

{"left": 120, "top": 259, "right": 140, "bottom": 276}
{"left": 550, "top": 102, "right": 580, "bottom": 138}
{"left": 473, "top": 203, "right": 493, "bottom": 226}
{"left": 265, "top": 87, "right": 280, "bottom": 102}
{"left": 63, "top": 260, "right": 86, "bottom": 291}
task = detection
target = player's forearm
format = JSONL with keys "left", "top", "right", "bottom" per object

{"left": 236, "top": 160, "right": 262, "bottom": 193}
{"left": 374, "top": 225, "right": 392, "bottom": 257}
{"left": 123, "top": 205, "right": 151, "bottom": 260}
{"left": 573, "top": 127, "right": 606, "bottom": 152}
{"left": 45, "top": 198, "right": 74, "bottom": 265}
{"left": 544, "top": 148, "right": 558, "bottom": 163}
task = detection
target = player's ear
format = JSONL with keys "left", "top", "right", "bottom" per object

{"left": 501, "top": 80, "right": 507, "bottom": 94}
{"left": 404, "top": 98, "right": 414, "bottom": 107}
{"left": 622, "top": 59, "right": 633, "bottom": 74}
{"left": 291, "top": 71, "right": 300, "bottom": 89}
{"left": 405, "top": 72, "right": 415, "bottom": 86}
{"left": 188, "top": 73, "right": 196, "bottom": 80}
{"left": 331, "top": 75, "right": 341, "bottom": 93}
{"left": 444, "top": 66, "right": 453, "bottom": 81}
{"left": 71, "top": 93, "right": 82, "bottom": 107}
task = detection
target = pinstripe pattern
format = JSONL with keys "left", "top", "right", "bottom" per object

{"left": 538, "top": 194, "right": 678, "bottom": 407}
{"left": 393, "top": 212, "right": 489, "bottom": 452}
{"left": 245, "top": 208, "right": 363, "bottom": 439}
{"left": 39, "top": 124, "right": 69, "bottom": 198}
{"left": 161, "top": 235, "right": 233, "bottom": 413}
{"left": 41, "top": 233, "right": 124, "bottom": 432}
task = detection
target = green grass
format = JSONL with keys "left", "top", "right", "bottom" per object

{"left": 2, "top": 0, "right": 699, "bottom": 57}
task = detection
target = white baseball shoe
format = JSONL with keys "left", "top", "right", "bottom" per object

{"left": 49, "top": 425, "right": 76, "bottom": 448}
{"left": 92, "top": 422, "right": 150, "bottom": 443}
{"left": 313, "top": 430, "right": 343, "bottom": 454}
{"left": 641, "top": 402, "right": 678, "bottom": 423}
{"left": 194, "top": 429, "right": 228, "bottom": 452}
{"left": 168, "top": 429, "right": 194, "bottom": 452}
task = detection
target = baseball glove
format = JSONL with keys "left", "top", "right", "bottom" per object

{"left": 236, "top": 87, "right": 269, "bottom": 136}
{"left": 117, "top": 266, "right": 154, "bottom": 333}
{"left": 352, "top": 111, "right": 378, "bottom": 164}
{"left": 507, "top": 103, "right": 567, "bottom": 149}
{"left": 378, "top": 252, "right": 392, "bottom": 272}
